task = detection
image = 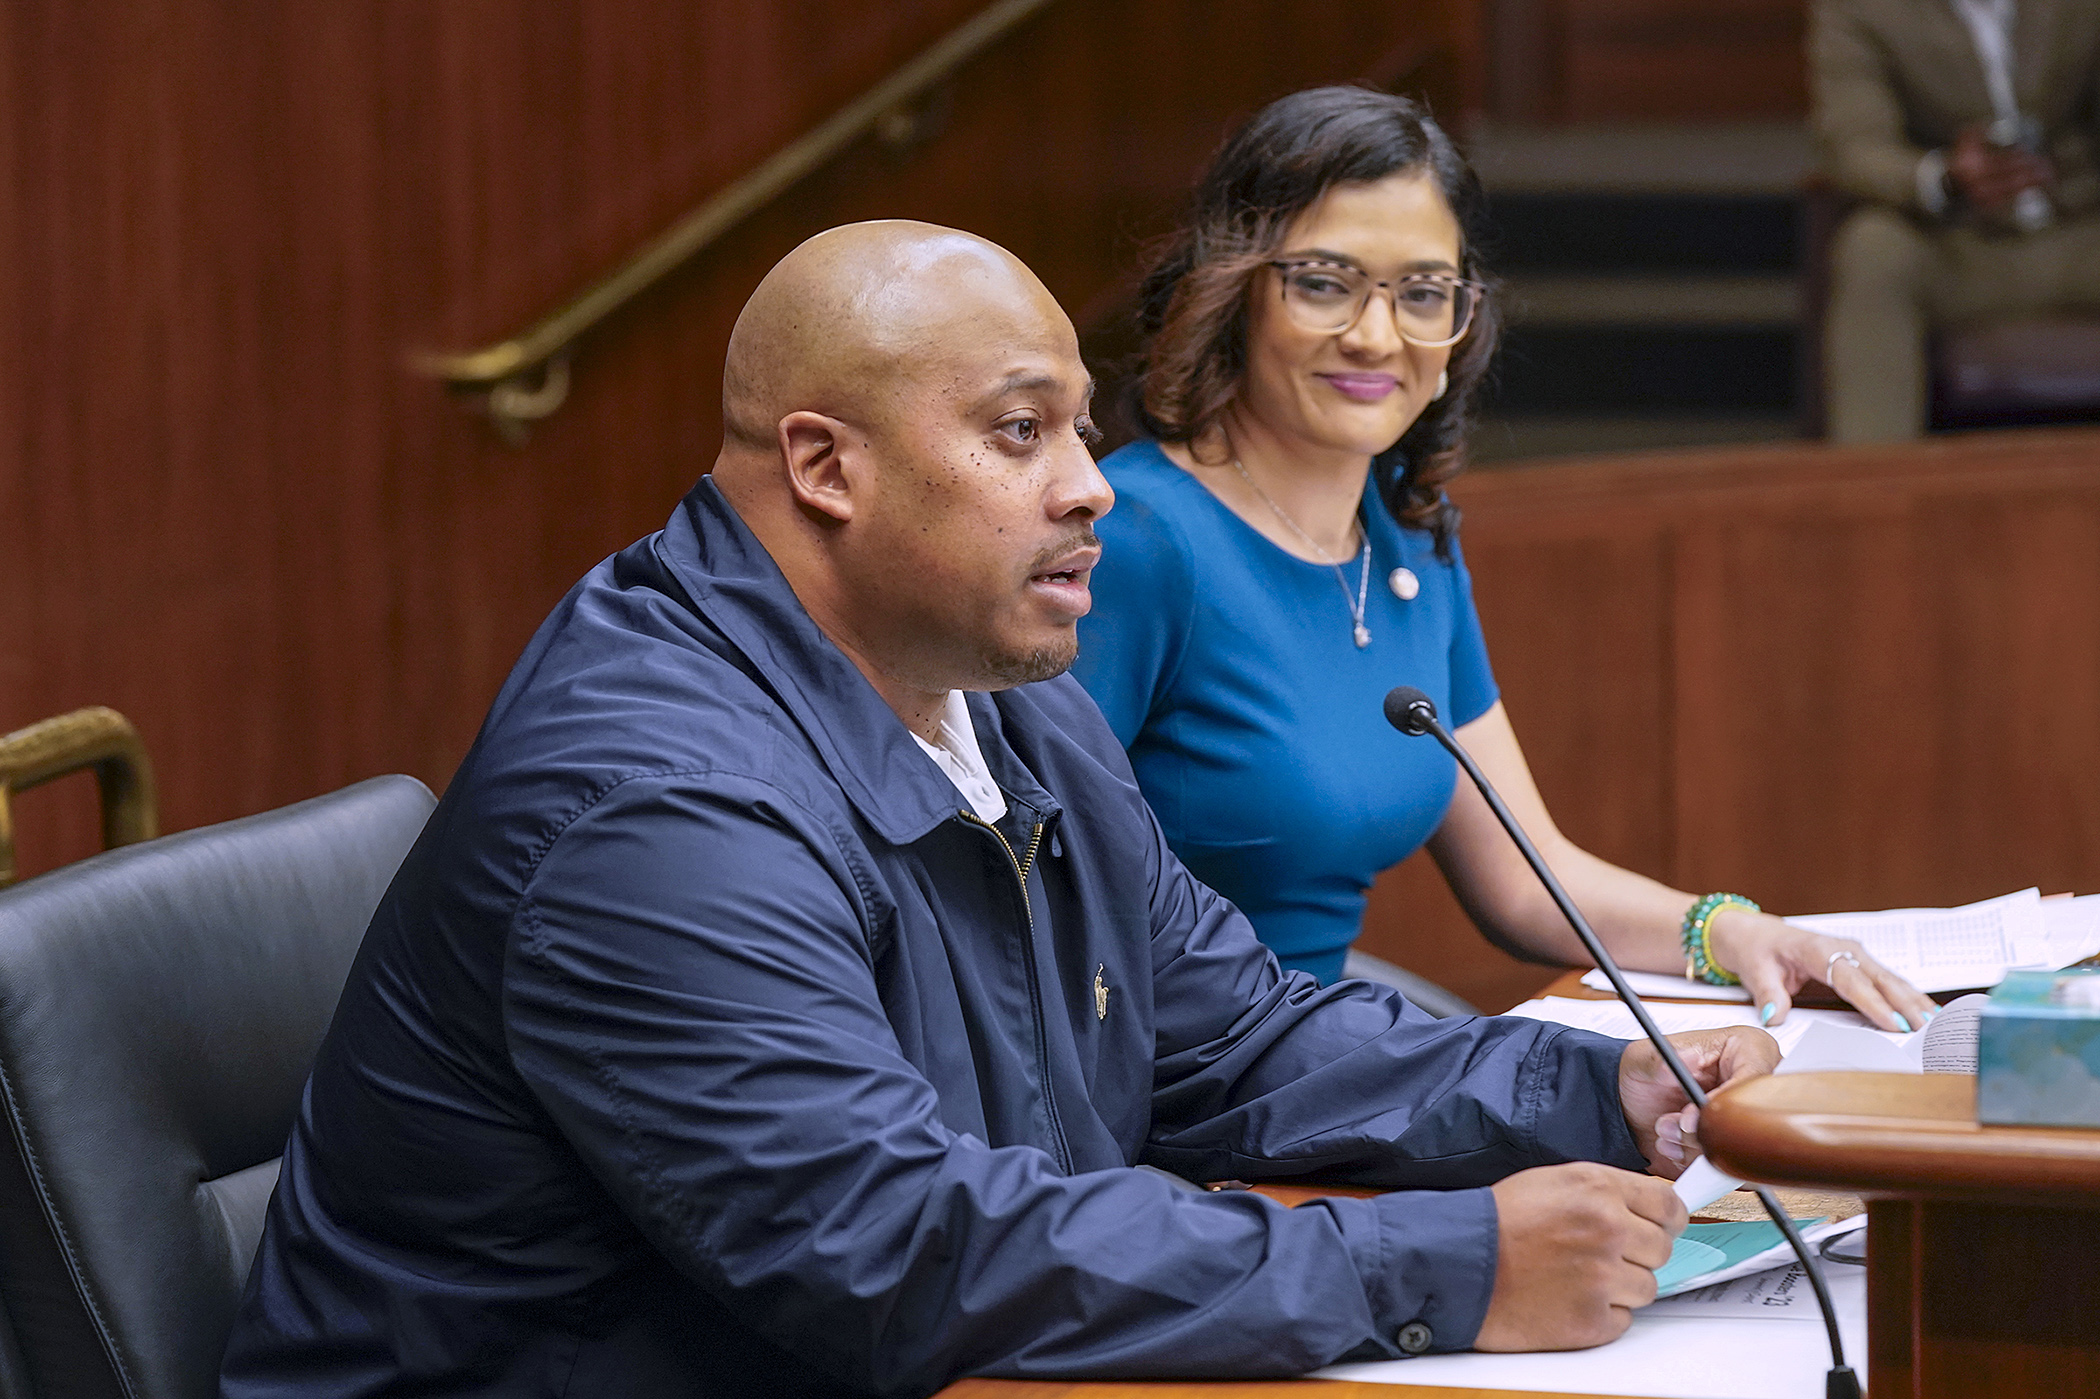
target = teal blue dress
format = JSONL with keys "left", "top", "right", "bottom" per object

{"left": 1071, "top": 441, "right": 1500, "bottom": 984}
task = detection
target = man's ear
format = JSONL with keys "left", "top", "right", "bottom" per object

{"left": 778, "top": 411, "right": 860, "bottom": 523}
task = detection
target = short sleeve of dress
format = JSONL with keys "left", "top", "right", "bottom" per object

{"left": 1446, "top": 536, "right": 1500, "bottom": 728}
{"left": 1071, "top": 485, "right": 1198, "bottom": 749}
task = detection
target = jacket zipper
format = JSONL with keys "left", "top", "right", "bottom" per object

{"left": 961, "top": 811, "right": 1072, "bottom": 1174}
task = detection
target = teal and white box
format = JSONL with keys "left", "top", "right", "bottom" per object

{"left": 1977, "top": 968, "right": 2100, "bottom": 1128}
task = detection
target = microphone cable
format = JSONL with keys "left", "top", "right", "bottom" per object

{"left": 1383, "top": 685, "right": 1861, "bottom": 1399}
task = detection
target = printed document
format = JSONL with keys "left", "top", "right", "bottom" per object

{"left": 1580, "top": 887, "right": 2100, "bottom": 999}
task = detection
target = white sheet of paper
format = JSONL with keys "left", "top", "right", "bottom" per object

{"left": 1501, "top": 996, "right": 1843, "bottom": 1055}
{"left": 1315, "top": 1266, "right": 1867, "bottom": 1396}
{"left": 1580, "top": 969, "right": 1753, "bottom": 1002}
{"left": 1776, "top": 1017, "right": 1921, "bottom": 1074}
{"left": 1501, "top": 997, "right": 1915, "bottom": 1065}
{"left": 1785, "top": 887, "right": 2044, "bottom": 992}
{"left": 2041, "top": 893, "right": 2100, "bottom": 969}
{"left": 1672, "top": 1156, "right": 1742, "bottom": 1213}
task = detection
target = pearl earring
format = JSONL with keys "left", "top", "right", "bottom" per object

{"left": 1433, "top": 370, "right": 1449, "bottom": 401}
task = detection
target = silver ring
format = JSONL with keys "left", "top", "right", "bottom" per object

{"left": 1826, "top": 950, "right": 1862, "bottom": 978}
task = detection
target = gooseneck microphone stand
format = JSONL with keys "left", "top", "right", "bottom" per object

{"left": 1382, "top": 686, "right": 1860, "bottom": 1399}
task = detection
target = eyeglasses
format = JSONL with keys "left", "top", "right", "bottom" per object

{"left": 1268, "top": 260, "right": 1486, "bottom": 347}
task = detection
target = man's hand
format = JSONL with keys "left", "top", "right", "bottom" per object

{"left": 1474, "top": 1162, "right": 1685, "bottom": 1352}
{"left": 1947, "top": 125, "right": 2054, "bottom": 215}
{"left": 1619, "top": 1027, "right": 1779, "bottom": 1177}
{"left": 1472, "top": 1030, "right": 1776, "bottom": 1353}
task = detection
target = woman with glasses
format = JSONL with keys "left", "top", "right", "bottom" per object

{"left": 1072, "top": 86, "right": 1933, "bottom": 1035}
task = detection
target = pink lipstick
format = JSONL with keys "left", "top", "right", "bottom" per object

{"left": 1318, "top": 373, "right": 1399, "bottom": 402}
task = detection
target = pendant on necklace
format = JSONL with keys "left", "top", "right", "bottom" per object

{"left": 1353, "top": 623, "right": 1372, "bottom": 649}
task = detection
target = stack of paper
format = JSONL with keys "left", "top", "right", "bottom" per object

{"left": 1656, "top": 1216, "right": 1865, "bottom": 1297}
{"left": 1650, "top": 1258, "right": 1858, "bottom": 1319}
{"left": 1580, "top": 888, "right": 2100, "bottom": 999}
{"left": 1787, "top": 887, "right": 2045, "bottom": 991}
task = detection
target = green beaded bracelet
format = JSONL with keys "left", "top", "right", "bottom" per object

{"left": 1682, "top": 892, "right": 1760, "bottom": 986}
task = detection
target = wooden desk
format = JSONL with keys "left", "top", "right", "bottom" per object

{"left": 1704, "top": 1070, "right": 2100, "bottom": 1397}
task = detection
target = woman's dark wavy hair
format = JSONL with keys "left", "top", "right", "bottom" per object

{"left": 1131, "top": 86, "right": 1496, "bottom": 557}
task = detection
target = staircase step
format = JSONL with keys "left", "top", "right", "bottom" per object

{"left": 1491, "top": 325, "right": 1795, "bottom": 414}
{"left": 1465, "top": 121, "right": 1814, "bottom": 197}
{"left": 1500, "top": 274, "right": 1798, "bottom": 328}
{"left": 1484, "top": 193, "right": 1799, "bottom": 275}
{"left": 1454, "top": 123, "right": 1811, "bottom": 453}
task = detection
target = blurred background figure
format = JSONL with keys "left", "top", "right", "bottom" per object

{"left": 1812, "top": 0, "right": 2100, "bottom": 441}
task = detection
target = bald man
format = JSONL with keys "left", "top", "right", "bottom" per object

{"left": 222, "top": 223, "right": 1773, "bottom": 1398}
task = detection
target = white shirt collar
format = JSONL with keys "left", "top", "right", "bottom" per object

{"left": 909, "top": 691, "right": 1008, "bottom": 824}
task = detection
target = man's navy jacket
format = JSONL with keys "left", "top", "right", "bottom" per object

{"left": 221, "top": 478, "right": 1646, "bottom": 1398}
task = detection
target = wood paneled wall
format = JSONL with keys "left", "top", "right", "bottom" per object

{"left": 0, "top": 0, "right": 1482, "bottom": 878}
{"left": 1489, "top": 0, "right": 1807, "bottom": 122}
{"left": 1359, "top": 428, "right": 2100, "bottom": 1012}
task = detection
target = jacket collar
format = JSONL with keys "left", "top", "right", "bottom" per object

{"left": 654, "top": 477, "right": 1058, "bottom": 846}
{"left": 964, "top": 690, "right": 1060, "bottom": 825}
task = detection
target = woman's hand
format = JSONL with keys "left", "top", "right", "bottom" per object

{"left": 1704, "top": 907, "right": 1937, "bottom": 1031}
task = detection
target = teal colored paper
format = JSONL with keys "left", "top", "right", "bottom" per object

{"left": 1656, "top": 1219, "right": 1824, "bottom": 1297}
{"left": 1652, "top": 1238, "right": 1725, "bottom": 1291}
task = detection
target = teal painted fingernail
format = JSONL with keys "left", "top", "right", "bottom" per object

{"left": 1925, "top": 1008, "right": 1940, "bottom": 1021}
{"left": 1892, "top": 1013, "right": 1911, "bottom": 1032}
{"left": 1760, "top": 1002, "right": 1776, "bottom": 1026}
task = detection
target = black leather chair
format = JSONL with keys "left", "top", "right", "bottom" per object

{"left": 1930, "top": 317, "right": 2100, "bottom": 427}
{"left": 0, "top": 775, "right": 435, "bottom": 1399}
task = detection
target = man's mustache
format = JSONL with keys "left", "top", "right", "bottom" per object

{"left": 1027, "top": 530, "right": 1101, "bottom": 574}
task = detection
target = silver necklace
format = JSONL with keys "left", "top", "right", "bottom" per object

{"left": 1229, "top": 458, "right": 1372, "bottom": 648}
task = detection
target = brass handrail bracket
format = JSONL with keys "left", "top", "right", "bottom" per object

{"left": 0, "top": 707, "right": 160, "bottom": 887}
{"left": 416, "top": 0, "right": 1057, "bottom": 441}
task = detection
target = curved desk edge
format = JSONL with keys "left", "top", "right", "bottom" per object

{"left": 1703, "top": 1070, "right": 2100, "bottom": 1200}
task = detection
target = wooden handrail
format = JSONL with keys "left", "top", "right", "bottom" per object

{"left": 0, "top": 707, "right": 159, "bottom": 887}
{"left": 416, "top": 0, "right": 1058, "bottom": 442}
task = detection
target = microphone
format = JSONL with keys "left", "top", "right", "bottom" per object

{"left": 1383, "top": 685, "right": 1860, "bottom": 1399}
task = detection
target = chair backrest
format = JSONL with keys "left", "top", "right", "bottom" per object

{"left": 1933, "top": 317, "right": 2100, "bottom": 426}
{"left": 0, "top": 775, "right": 436, "bottom": 1399}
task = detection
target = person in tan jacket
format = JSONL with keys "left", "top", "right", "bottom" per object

{"left": 1813, "top": 0, "right": 2100, "bottom": 440}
